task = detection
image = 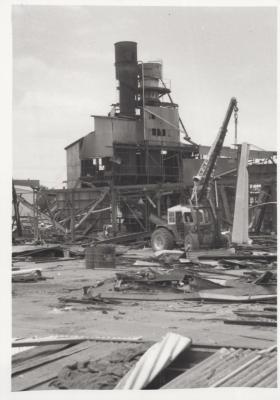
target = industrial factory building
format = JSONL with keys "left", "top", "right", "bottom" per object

{"left": 65, "top": 41, "right": 196, "bottom": 189}
{"left": 62, "top": 41, "right": 276, "bottom": 237}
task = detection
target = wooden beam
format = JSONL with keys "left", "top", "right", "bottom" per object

{"left": 12, "top": 343, "right": 86, "bottom": 376}
{"left": 220, "top": 184, "right": 232, "bottom": 223}
{"left": 39, "top": 191, "right": 60, "bottom": 234}
{"left": 94, "top": 231, "right": 149, "bottom": 245}
{"left": 18, "top": 195, "right": 66, "bottom": 233}
{"left": 12, "top": 336, "right": 143, "bottom": 347}
{"left": 12, "top": 341, "right": 97, "bottom": 391}
{"left": 13, "top": 179, "right": 40, "bottom": 188}
{"left": 12, "top": 344, "right": 69, "bottom": 366}
{"left": 224, "top": 319, "right": 277, "bottom": 327}
{"left": 82, "top": 215, "right": 101, "bottom": 236}
{"left": 232, "top": 143, "right": 250, "bottom": 244}
{"left": 74, "top": 189, "right": 109, "bottom": 230}
{"left": 12, "top": 340, "right": 143, "bottom": 391}
{"left": 121, "top": 195, "right": 145, "bottom": 230}
{"left": 234, "top": 311, "right": 277, "bottom": 319}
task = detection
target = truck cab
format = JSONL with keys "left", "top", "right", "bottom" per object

{"left": 151, "top": 204, "right": 216, "bottom": 251}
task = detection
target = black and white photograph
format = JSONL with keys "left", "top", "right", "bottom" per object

{"left": 3, "top": 1, "right": 278, "bottom": 396}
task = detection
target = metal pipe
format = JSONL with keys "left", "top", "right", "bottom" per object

{"left": 234, "top": 107, "right": 238, "bottom": 146}
{"left": 138, "top": 61, "right": 146, "bottom": 140}
{"left": 249, "top": 201, "right": 277, "bottom": 209}
{"left": 114, "top": 41, "right": 137, "bottom": 117}
{"left": 214, "top": 180, "right": 219, "bottom": 208}
{"left": 160, "top": 78, "right": 198, "bottom": 147}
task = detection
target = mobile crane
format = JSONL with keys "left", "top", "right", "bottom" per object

{"left": 150, "top": 97, "right": 238, "bottom": 251}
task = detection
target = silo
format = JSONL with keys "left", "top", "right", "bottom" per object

{"left": 114, "top": 41, "right": 138, "bottom": 117}
{"left": 139, "top": 62, "right": 170, "bottom": 106}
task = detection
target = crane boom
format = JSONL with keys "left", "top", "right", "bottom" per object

{"left": 191, "top": 97, "right": 238, "bottom": 204}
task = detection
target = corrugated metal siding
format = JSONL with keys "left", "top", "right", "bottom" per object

{"left": 66, "top": 141, "right": 81, "bottom": 188}
{"left": 145, "top": 106, "right": 180, "bottom": 144}
{"left": 219, "top": 350, "right": 277, "bottom": 387}
{"left": 183, "top": 158, "right": 237, "bottom": 186}
{"left": 162, "top": 346, "right": 277, "bottom": 388}
{"left": 115, "top": 333, "right": 192, "bottom": 389}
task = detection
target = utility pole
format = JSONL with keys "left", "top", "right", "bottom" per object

{"left": 111, "top": 183, "right": 117, "bottom": 236}
{"left": 234, "top": 104, "right": 239, "bottom": 146}
{"left": 33, "top": 188, "right": 39, "bottom": 242}
{"left": 70, "top": 189, "right": 75, "bottom": 242}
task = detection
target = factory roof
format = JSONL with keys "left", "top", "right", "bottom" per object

{"left": 64, "top": 132, "right": 94, "bottom": 150}
{"left": 91, "top": 114, "right": 137, "bottom": 121}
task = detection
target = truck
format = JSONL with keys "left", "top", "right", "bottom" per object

{"left": 150, "top": 97, "right": 238, "bottom": 251}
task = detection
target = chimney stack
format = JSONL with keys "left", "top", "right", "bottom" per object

{"left": 114, "top": 41, "right": 138, "bottom": 117}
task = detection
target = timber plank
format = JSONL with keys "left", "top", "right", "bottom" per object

{"left": 13, "top": 341, "right": 90, "bottom": 376}
{"left": 12, "top": 336, "right": 143, "bottom": 347}
{"left": 12, "top": 341, "right": 138, "bottom": 391}
{"left": 224, "top": 319, "right": 277, "bottom": 327}
{"left": 12, "top": 343, "right": 70, "bottom": 367}
{"left": 12, "top": 341, "right": 95, "bottom": 391}
{"left": 234, "top": 311, "right": 277, "bottom": 319}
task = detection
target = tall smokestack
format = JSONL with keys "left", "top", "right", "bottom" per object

{"left": 114, "top": 41, "right": 138, "bottom": 117}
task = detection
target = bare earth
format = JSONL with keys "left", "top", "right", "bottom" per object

{"left": 12, "top": 259, "right": 276, "bottom": 349}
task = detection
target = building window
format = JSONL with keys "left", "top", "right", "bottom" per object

{"left": 152, "top": 128, "right": 167, "bottom": 137}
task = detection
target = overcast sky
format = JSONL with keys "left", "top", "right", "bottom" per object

{"left": 12, "top": 6, "right": 277, "bottom": 188}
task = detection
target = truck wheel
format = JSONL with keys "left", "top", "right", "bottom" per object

{"left": 184, "top": 233, "right": 199, "bottom": 251}
{"left": 151, "top": 228, "right": 174, "bottom": 251}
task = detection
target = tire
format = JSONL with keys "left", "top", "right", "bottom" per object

{"left": 151, "top": 228, "right": 174, "bottom": 251}
{"left": 184, "top": 233, "right": 199, "bottom": 251}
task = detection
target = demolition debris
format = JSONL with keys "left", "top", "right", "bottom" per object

{"left": 12, "top": 40, "right": 277, "bottom": 391}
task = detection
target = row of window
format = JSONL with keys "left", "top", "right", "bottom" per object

{"left": 151, "top": 128, "right": 166, "bottom": 137}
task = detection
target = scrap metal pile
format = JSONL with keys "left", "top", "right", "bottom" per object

{"left": 11, "top": 236, "right": 277, "bottom": 390}
{"left": 54, "top": 236, "right": 277, "bottom": 328}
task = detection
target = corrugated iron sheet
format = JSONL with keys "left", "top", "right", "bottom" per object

{"left": 162, "top": 345, "right": 277, "bottom": 388}
{"left": 115, "top": 332, "right": 191, "bottom": 389}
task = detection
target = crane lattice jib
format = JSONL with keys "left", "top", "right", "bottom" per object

{"left": 191, "top": 97, "right": 238, "bottom": 204}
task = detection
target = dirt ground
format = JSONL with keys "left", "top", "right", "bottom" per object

{"left": 12, "top": 258, "right": 276, "bottom": 349}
